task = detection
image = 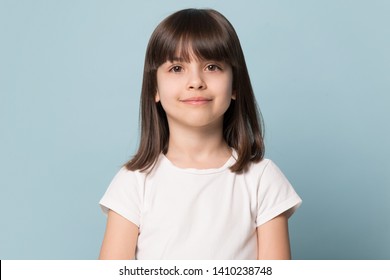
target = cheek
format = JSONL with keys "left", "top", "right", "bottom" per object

{"left": 219, "top": 71, "right": 234, "bottom": 94}
{"left": 220, "top": 77, "right": 234, "bottom": 98}
{"left": 156, "top": 75, "right": 169, "bottom": 103}
{"left": 157, "top": 81, "right": 183, "bottom": 105}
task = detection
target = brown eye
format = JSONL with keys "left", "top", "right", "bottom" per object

{"left": 170, "top": 66, "right": 183, "bottom": 72}
{"left": 206, "top": 64, "right": 220, "bottom": 71}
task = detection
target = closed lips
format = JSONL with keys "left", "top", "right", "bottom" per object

{"left": 181, "top": 97, "right": 212, "bottom": 104}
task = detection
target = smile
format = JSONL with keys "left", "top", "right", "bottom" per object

{"left": 180, "top": 97, "right": 212, "bottom": 105}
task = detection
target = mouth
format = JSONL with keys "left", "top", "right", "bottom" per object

{"left": 180, "top": 97, "right": 212, "bottom": 105}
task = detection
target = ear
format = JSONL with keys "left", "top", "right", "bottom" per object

{"left": 231, "top": 90, "right": 236, "bottom": 100}
{"left": 155, "top": 91, "right": 160, "bottom": 102}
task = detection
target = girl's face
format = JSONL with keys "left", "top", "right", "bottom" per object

{"left": 156, "top": 55, "right": 235, "bottom": 131}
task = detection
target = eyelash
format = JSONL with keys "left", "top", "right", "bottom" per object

{"left": 206, "top": 64, "right": 221, "bottom": 71}
{"left": 169, "top": 64, "right": 222, "bottom": 73}
{"left": 169, "top": 65, "right": 183, "bottom": 73}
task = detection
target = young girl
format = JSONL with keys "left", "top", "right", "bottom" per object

{"left": 99, "top": 8, "right": 301, "bottom": 260}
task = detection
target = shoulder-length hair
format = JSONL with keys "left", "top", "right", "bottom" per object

{"left": 125, "top": 8, "right": 264, "bottom": 173}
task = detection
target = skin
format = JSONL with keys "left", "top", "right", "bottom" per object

{"left": 99, "top": 56, "right": 292, "bottom": 260}
{"left": 257, "top": 212, "right": 291, "bottom": 259}
{"left": 99, "top": 210, "right": 138, "bottom": 259}
{"left": 155, "top": 56, "right": 235, "bottom": 169}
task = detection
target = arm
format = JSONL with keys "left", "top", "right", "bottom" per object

{"left": 99, "top": 209, "right": 139, "bottom": 260}
{"left": 257, "top": 211, "right": 291, "bottom": 260}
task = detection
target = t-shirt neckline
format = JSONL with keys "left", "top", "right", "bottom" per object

{"left": 160, "top": 149, "right": 237, "bottom": 175}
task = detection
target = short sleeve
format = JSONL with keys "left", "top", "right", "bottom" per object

{"left": 256, "top": 160, "right": 302, "bottom": 227}
{"left": 99, "top": 167, "right": 142, "bottom": 227}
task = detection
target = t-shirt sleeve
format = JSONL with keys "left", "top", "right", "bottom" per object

{"left": 99, "top": 167, "right": 142, "bottom": 227}
{"left": 256, "top": 160, "right": 302, "bottom": 227}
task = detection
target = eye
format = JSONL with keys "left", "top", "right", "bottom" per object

{"left": 169, "top": 65, "right": 183, "bottom": 73}
{"left": 206, "top": 64, "right": 221, "bottom": 72}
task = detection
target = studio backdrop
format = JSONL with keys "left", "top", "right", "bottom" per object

{"left": 0, "top": 0, "right": 389, "bottom": 259}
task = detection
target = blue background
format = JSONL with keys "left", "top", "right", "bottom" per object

{"left": 1, "top": 0, "right": 389, "bottom": 259}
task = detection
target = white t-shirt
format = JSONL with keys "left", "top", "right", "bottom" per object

{"left": 99, "top": 152, "right": 302, "bottom": 259}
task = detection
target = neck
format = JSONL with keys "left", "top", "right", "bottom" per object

{"left": 165, "top": 123, "right": 231, "bottom": 169}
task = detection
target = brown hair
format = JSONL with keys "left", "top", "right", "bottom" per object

{"left": 125, "top": 8, "right": 264, "bottom": 173}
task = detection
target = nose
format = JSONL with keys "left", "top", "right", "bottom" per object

{"left": 187, "top": 70, "right": 206, "bottom": 90}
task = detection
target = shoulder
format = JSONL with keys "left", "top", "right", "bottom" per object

{"left": 111, "top": 166, "right": 145, "bottom": 183}
{"left": 110, "top": 153, "right": 169, "bottom": 186}
{"left": 100, "top": 167, "right": 145, "bottom": 227}
{"left": 252, "top": 159, "right": 302, "bottom": 225}
{"left": 244, "top": 158, "right": 273, "bottom": 178}
{"left": 103, "top": 166, "right": 149, "bottom": 197}
{"left": 245, "top": 158, "right": 287, "bottom": 176}
{"left": 243, "top": 158, "right": 295, "bottom": 193}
